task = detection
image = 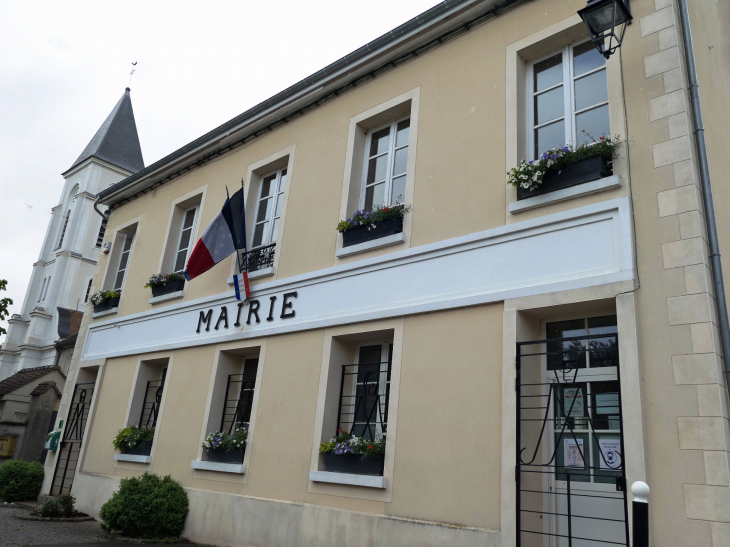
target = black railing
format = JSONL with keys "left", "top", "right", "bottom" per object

{"left": 139, "top": 376, "right": 166, "bottom": 428}
{"left": 336, "top": 360, "right": 391, "bottom": 440}
{"left": 220, "top": 367, "right": 258, "bottom": 434}
{"left": 244, "top": 243, "right": 275, "bottom": 272}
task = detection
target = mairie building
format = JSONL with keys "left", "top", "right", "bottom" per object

{"left": 41, "top": 1, "right": 730, "bottom": 546}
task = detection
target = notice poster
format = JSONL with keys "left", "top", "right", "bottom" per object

{"left": 598, "top": 438, "right": 622, "bottom": 470}
{"left": 595, "top": 392, "right": 619, "bottom": 415}
{"left": 563, "top": 387, "right": 584, "bottom": 417}
{"left": 564, "top": 438, "right": 585, "bottom": 469}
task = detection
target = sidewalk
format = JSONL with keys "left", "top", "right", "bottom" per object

{"left": 0, "top": 506, "right": 108, "bottom": 547}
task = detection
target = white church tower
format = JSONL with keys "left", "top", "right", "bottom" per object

{"left": 0, "top": 88, "right": 144, "bottom": 380}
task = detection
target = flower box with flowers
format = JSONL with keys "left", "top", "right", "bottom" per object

{"left": 319, "top": 430, "right": 385, "bottom": 476}
{"left": 89, "top": 290, "right": 121, "bottom": 313}
{"left": 202, "top": 428, "right": 247, "bottom": 464}
{"left": 337, "top": 202, "right": 411, "bottom": 248}
{"left": 508, "top": 136, "right": 620, "bottom": 201}
{"left": 113, "top": 425, "right": 154, "bottom": 456}
{"left": 145, "top": 273, "right": 186, "bottom": 297}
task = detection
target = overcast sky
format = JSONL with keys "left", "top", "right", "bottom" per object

{"left": 0, "top": 0, "right": 441, "bottom": 337}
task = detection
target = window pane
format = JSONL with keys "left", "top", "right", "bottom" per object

{"left": 122, "top": 236, "right": 133, "bottom": 252}
{"left": 391, "top": 175, "right": 406, "bottom": 204}
{"left": 588, "top": 315, "right": 618, "bottom": 368}
{"left": 535, "top": 86, "right": 564, "bottom": 124}
{"left": 573, "top": 41, "right": 605, "bottom": 76}
{"left": 279, "top": 169, "right": 287, "bottom": 192}
{"left": 260, "top": 176, "right": 274, "bottom": 197}
{"left": 274, "top": 194, "right": 282, "bottom": 218}
{"left": 392, "top": 147, "right": 408, "bottom": 176}
{"left": 271, "top": 218, "right": 279, "bottom": 243}
{"left": 575, "top": 69, "right": 608, "bottom": 111}
{"left": 534, "top": 53, "right": 563, "bottom": 92}
{"left": 182, "top": 209, "right": 196, "bottom": 230}
{"left": 117, "top": 251, "right": 129, "bottom": 272}
{"left": 576, "top": 104, "right": 610, "bottom": 144}
{"left": 369, "top": 128, "right": 390, "bottom": 157}
{"left": 367, "top": 155, "right": 388, "bottom": 185}
{"left": 114, "top": 271, "right": 125, "bottom": 291}
{"left": 535, "top": 120, "right": 565, "bottom": 157}
{"left": 252, "top": 223, "right": 266, "bottom": 247}
{"left": 359, "top": 345, "right": 382, "bottom": 364}
{"left": 364, "top": 182, "right": 385, "bottom": 211}
{"left": 395, "top": 119, "right": 410, "bottom": 147}
{"left": 256, "top": 197, "right": 272, "bottom": 222}
{"left": 546, "top": 319, "right": 586, "bottom": 370}
{"left": 177, "top": 228, "right": 192, "bottom": 252}
{"left": 174, "top": 250, "right": 187, "bottom": 272}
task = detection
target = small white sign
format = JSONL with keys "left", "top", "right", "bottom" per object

{"left": 564, "top": 438, "right": 585, "bottom": 469}
{"left": 563, "top": 387, "right": 584, "bottom": 417}
{"left": 595, "top": 392, "right": 619, "bottom": 415}
{"left": 598, "top": 438, "right": 622, "bottom": 470}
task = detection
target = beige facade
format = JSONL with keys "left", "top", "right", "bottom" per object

{"left": 41, "top": 0, "right": 730, "bottom": 545}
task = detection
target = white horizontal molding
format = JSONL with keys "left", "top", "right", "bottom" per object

{"left": 191, "top": 460, "right": 246, "bottom": 474}
{"left": 509, "top": 175, "right": 621, "bottom": 213}
{"left": 82, "top": 198, "right": 633, "bottom": 361}
{"left": 335, "top": 232, "right": 405, "bottom": 258}
{"left": 92, "top": 308, "right": 118, "bottom": 319}
{"left": 308, "top": 470, "right": 387, "bottom": 489}
{"left": 149, "top": 291, "right": 185, "bottom": 304}
{"left": 114, "top": 453, "right": 151, "bottom": 463}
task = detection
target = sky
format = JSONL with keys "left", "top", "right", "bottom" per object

{"left": 0, "top": 0, "right": 441, "bottom": 337}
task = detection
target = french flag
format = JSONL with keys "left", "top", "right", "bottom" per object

{"left": 184, "top": 188, "right": 250, "bottom": 299}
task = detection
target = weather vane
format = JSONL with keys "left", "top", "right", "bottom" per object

{"left": 128, "top": 62, "right": 138, "bottom": 87}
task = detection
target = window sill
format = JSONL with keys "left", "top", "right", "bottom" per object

{"left": 114, "top": 453, "right": 151, "bottom": 464}
{"left": 336, "top": 232, "right": 405, "bottom": 258}
{"left": 308, "top": 470, "right": 387, "bottom": 489}
{"left": 191, "top": 460, "right": 246, "bottom": 474}
{"left": 226, "top": 267, "right": 275, "bottom": 285}
{"left": 509, "top": 175, "right": 621, "bottom": 214}
{"left": 149, "top": 291, "right": 184, "bottom": 305}
{"left": 92, "top": 307, "right": 118, "bottom": 319}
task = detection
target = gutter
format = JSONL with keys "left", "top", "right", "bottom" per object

{"left": 677, "top": 1, "right": 730, "bottom": 391}
{"left": 97, "top": 0, "right": 523, "bottom": 209}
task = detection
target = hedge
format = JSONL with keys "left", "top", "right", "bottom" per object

{"left": 0, "top": 460, "right": 44, "bottom": 502}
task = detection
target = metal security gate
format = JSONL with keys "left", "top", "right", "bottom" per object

{"left": 516, "top": 332, "right": 629, "bottom": 547}
{"left": 50, "top": 382, "right": 94, "bottom": 496}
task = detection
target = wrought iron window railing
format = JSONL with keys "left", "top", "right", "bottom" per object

{"left": 220, "top": 368, "right": 258, "bottom": 434}
{"left": 139, "top": 376, "right": 166, "bottom": 428}
{"left": 336, "top": 360, "right": 391, "bottom": 440}
{"left": 243, "top": 243, "right": 276, "bottom": 272}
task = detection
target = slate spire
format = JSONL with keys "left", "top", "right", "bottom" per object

{"left": 68, "top": 87, "right": 145, "bottom": 174}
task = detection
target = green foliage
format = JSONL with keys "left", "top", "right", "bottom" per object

{"left": 201, "top": 427, "right": 247, "bottom": 452}
{"left": 88, "top": 290, "right": 120, "bottom": 306}
{"left": 144, "top": 273, "right": 185, "bottom": 289}
{"left": 99, "top": 472, "right": 189, "bottom": 539}
{"left": 0, "top": 460, "right": 44, "bottom": 502}
{"left": 0, "top": 279, "right": 13, "bottom": 337}
{"left": 507, "top": 135, "right": 621, "bottom": 191}
{"left": 319, "top": 429, "right": 386, "bottom": 458}
{"left": 112, "top": 425, "right": 155, "bottom": 452}
{"left": 336, "top": 200, "right": 411, "bottom": 233}
{"left": 36, "top": 494, "right": 76, "bottom": 517}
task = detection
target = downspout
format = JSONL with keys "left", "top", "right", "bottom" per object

{"left": 93, "top": 196, "right": 108, "bottom": 221}
{"left": 676, "top": 0, "right": 730, "bottom": 391}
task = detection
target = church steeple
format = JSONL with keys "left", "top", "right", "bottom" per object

{"left": 66, "top": 88, "right": 145, "bottom": 174}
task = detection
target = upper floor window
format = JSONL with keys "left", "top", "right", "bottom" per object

{"left": 84, "top": 278, "right": 93, "bottom": 303}
{"left": 528, "top": 41, "right": 608, "bottom": 159}
{"left": 96, "top": 216, "right": 108, "bottom": 248}
{"left": 114, "top": 233, "right": 134, "bottom": 291}
{"left": 361, "top": 118, "right": 410, "bottom": 211}
{"left": 38, "top": 278, "right": 47, "bottom": 302}
{"left": 173, "top": 206, "right": 198, "bottom": 273}
{"left": 251, "top": 168, "right": 287, "bottom": 249}
{"left": 56, "top": 211, "right": 71, "bottom": 250}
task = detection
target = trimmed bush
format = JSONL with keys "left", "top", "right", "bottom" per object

{"left": 36, "top": 494, "right": 76, "bottom": 517}
{"left": 0, "top": 460, "right": 44, "bottom": 502}
{"left": 99, "top": 472, "right": 188, "bottom": 539}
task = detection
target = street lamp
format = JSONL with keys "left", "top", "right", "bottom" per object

{"left": 578, "top": 0, "right": 633, "bottom": 59}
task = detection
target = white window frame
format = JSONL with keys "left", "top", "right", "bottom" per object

{"left": 173, "top": 205, "right": 199, "bottom": 274}
{"left": 526, "top": 39, "right": 609, "bottom": 161}
{"left": 113, "top": 233, "right": 134, "bottom": 291}
{"left": 359, "top": 116, "right": 410, "bottom": 211}
{"left": 251, "top": 167, "right": 287, "bottom": 249}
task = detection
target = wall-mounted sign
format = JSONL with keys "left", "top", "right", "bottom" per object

{"left": 564, "top": 438, "right": 584, "bottom": 469}
{"left": 598, "top": 438, "right": 622, "bottom": 470}
{"left": 563, "top": 387, "right": 584, "bottom": 417}
{"left": 195, "top": 292, "right": 298, "bottom": 333}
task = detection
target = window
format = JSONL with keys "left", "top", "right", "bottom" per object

{"left": 139, "top": 367, "right": 167, "bottom": 428}
{"left": 251, "top": 168, "right": 287, "bottom": 249}
{"left": 546, "top": 315, "right": 617, "bottom": 370}
{"left": 96, "top": 216, "right": 108, "bottom": 248}
{"left": 173, "top": 207, "right": 198, "bottom": 273}
{"left": 42, "top": 276, "right": 51, "bottom": 301}
{"left": 361, "top": 118, "right": 410, "bottom": 211}
{"left": 38, "top": 278, "right": 47, "bottom": 302}
{"left": 84, "top": 279, "right": 93, "bottom": 303}
{"left": 113, "top": 233, "right": 134, "bottom": 291}
{"left": 220, "top": 358, "right": 259, "bottom": 434}
{"left": 528, "top": 41, "right": 609, "bottom": 159}
{"left": 56, "top": 211, "right": 70, "bottom": 250}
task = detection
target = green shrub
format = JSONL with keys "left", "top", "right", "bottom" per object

{"left": 0, "top": 460, "right": 44, "bottom": 502}
{"left": 99, "top": 472, "right": 188, "bottom": 539}
{"left": 36, "top": 494, "right": 75, "bottom": 517}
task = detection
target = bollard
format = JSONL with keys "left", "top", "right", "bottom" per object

{"left": 631, "top": 481, "right": 650, "bottom": 547}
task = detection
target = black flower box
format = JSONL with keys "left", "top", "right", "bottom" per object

{"left": 342, "top": 217, "right": 403, "bottom": 248}
{"left": 323, "top": 453, "right": 385, "bottom": 476}
{"left": 517, "top": 155, "right": 612, "bottom": 200}
{"left": 122, "top": 441, "right": 152, "bottom": 456}
{"left": 151, "top": 278, "right": 185, "bottom": 297}
{"left": 93, "top": 296, "right": 120, "bottom": 313}
{"left": 207, "top": 448, "right": 245, "bottom": 464}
